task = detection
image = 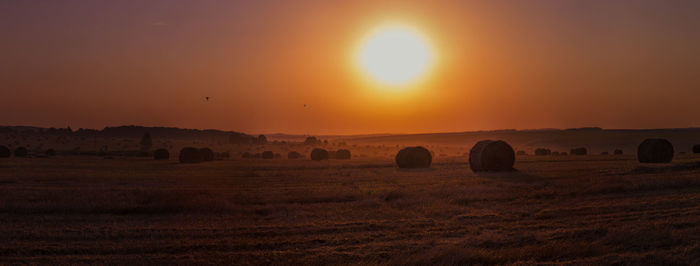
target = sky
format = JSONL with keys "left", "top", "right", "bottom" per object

{"left": 1, "top": 0, "right": 699, "bottom": 135}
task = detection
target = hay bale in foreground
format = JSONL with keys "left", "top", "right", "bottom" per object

{"left": 395, "top": 146, "right": 432, "bottom": 168}
{"left": 288, "top": 151, "right": 302, "bottom": 159}
{"left": 199, "top": 148, "right": 214, "bottom": 161}
{"left": 469, "top": 140, "right": 515, "bottom": 172}
{"left": 310, "top": 148, "right": 329, "bottom": 161}
{"left": 0, "top": 145, "right": 10, "bottom": 158}
{"left": 614, "top": 149, "right": 624, "bottom": 155}
{"left": 179, "top": 147, "right": 202, "bottom": 163}
{"left": 570, "top": 147, "right": 587, "bottom": 155}
{"left": 14, "top": 147, "right": 28, "bottom": 157}
{"left": 153, "top": 149, "right": 169, "bottom": 160}
{"left": 333, "top": 149, "right": 351, "bottom": 160}
{"left": 534, "top": 148, "right": 551, "bottom": 156}
{"left": 262, "top": 151, "right": 274, "bottom": 159}
{"left": 638, "top": 138, "right": 674, "bottom": 163}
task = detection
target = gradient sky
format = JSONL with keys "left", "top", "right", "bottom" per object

{"left": 1, "top": 0, "right": 699, "bottom": 134}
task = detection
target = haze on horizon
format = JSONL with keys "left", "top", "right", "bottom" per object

{"left": 1, "top": 0, "right": 699, "bottom": 135}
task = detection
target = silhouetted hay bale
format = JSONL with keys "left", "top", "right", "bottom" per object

{"left": 601, "top": 151, "right": 609, "bottom": 155}
{"left": 334, "top": 149, "right": 351, "bottom": 160}
{"left": 45, "top": 149, "right": 56, "bottom": 156}
{"left": 153, "top": 149, "right": 169, "bottom": 160}
{"left": 534, "top": 148, "right": 551, "bottom": 156}
{"left": 0, "top": 145, "right": 10, "bottom": 158}
{"left": 310, "top": 148, "right": 329, "bottom": 161}
{"left": 288, "top": 151, "right": 302, "bottom": 159}
{"left": 570, "top": 147, "right": 587, "bottom": 155}
{"left": 614, "top": 149, "right": 624, "bottom": 155}
{"left": 199, "top": 148, "right": 214, "bottom": 161}
{"left": 242, "top": 152, "right": 251, "bottom": 158}
{"left": 694, "top": 145, "right": 700, "bottom": 154}
{"left": 516, "top": 150, "right": 526, "bottom": 156}
{"left": 179, "top": 147, "right": 202, "bottom": 163}
{"left": 638, "top": 138, "right": 674, "bottom": 163}
{"left": 395, "top": 146, "right": 432, "bottom": 168}
{"left": 469, "top": 140, "right": 515, "bottom": 172}
{"left": 14, "top": 147, "right": 28, "bottom": 157}
{"left": 262, "top": 151, "right": 274, "bottom": 159}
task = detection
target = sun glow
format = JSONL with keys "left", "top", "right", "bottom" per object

{"left": 356, "top": 25, "right": 434, "bottom": 87}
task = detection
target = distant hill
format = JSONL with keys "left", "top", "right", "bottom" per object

{"left": 339, "top": 128, "right": 700, "bottom": 154}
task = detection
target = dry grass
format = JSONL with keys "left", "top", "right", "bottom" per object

{"left": 1, "top": 154, "right": 700, "bottom": 264}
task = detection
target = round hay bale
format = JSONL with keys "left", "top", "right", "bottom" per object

{"left": 469, "top": 140, "right": 515, "bottom": 172}
{"left": 0, "top": 145, "right": 11, "bottom": 158}
{"left": 45, "top": 149, "right": 56, "bottom": 156}
{"left": 199, "top": 148, "right": 214, "bottom": 161}
{"left": 288, "top": 151, "right": 302, "bottom": 159}
{"left": 179, "top": 147, "right": 202, "bottom": 163}
{"left": 638, "top": 138, "right": 674, "bottom": 163}
{"left": 310, "top": 148, "right": 329, "bottom": 161}
{"left": 534, "top": 148, "right": 551, "bottom": 156}
{"left": 516, "top": 150, "right": 526, "bottom": 156}
{"left": 570, "top": 147, "right": 587, "bottom": 155}
{"left": 153, "top": 148, "right": 169, "bottom": 160}
{"left": 395, "top": 146, "right": 432, "bottom": 168}
{"left": 693, "top": 144, "right": 700, "bottom": 154}
{"left": 14, "top": 147, "right": 28, "bottom": 157}
{"left": 614, "top": 149, "right": 623, "bottom": 155}
{"left": 334, "top": 149, "right": 351, "bottom": 160}
{"left": 262, "top": 151, "right": 274, "bottom": 159}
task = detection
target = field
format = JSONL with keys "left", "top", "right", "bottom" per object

{"left": 2, "top": 151, "right": 700, "bottom": 265}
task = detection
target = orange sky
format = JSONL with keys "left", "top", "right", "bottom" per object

{"left": 1, "top": 1, "right": 699, "bottom": 135}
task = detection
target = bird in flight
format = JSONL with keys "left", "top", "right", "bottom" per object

{"left": 205, "top": 96, "right": 210, "bottom": 101}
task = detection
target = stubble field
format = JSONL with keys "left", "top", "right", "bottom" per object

{"left": 1, "top": 153, "right": 700, "bottom": 265}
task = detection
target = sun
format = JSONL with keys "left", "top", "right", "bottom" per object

{"left": 356, "top": 25, "right": 434, "bottom": 87}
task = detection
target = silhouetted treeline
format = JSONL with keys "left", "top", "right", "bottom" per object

{"left": 0, "top": 125, "right": 255, "bottom": 143}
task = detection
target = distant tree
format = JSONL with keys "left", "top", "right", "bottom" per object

{"left": 140, "top": 133, "right": 152, "bottom": 152}
{"left": 304, "top": 136, "right": 322, "bottom": 145}
{"left": 257, "top": 134, "right": 267, "bottom": 145}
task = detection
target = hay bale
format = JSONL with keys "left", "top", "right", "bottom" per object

{"left": 614, "top": 149, "right": 623, "bottom": 155}
{"left": 469, "top": 140, "right": 515, "bottom": 172}
{"left": 288, "top": 151, "right": 302, "bottom": 159}
{"left": 262, "top": 151, "right": 274, "bottom": 159}
{"left": 179, "top": 147, "right": 202, "bottom": 163}
{"left": 0, "top": 145, "right": 10, "bottom": 158}
{"left": 638, "top": 138, "right": 674, "bottom": 163}
{"left": 14, "top": 147, "right": 28, "bottom": 157}
{"left": 334, "top": 149, "right": 351, "bottom": 160}
{"left": 153, "top": 148, "right": 169, "bottom": 160}
{"left": 310, "top": 148, "right": 329, "bottom": 161}
{"left": 516, "top": 150, "right": 527, "bottom": 156}
{"left": 199, "top": 148, "right": 214, "bottom": 161}
{"left": 534, "top": 148, "right": 551, "bottom": 156}
{"left": 45, "top": 149, "right": 56, "bottom": 156}
{"left": 601, "top": 151, "right": 609, "bottom": 155}
{"left": 570, "top": 147, "right": 587, "bottom": 155}
{"left": 395, "top": 146, "right": 432, "bottom": 168}
{"left": 693, "top": 144, "right": 700, "bottom": 154}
